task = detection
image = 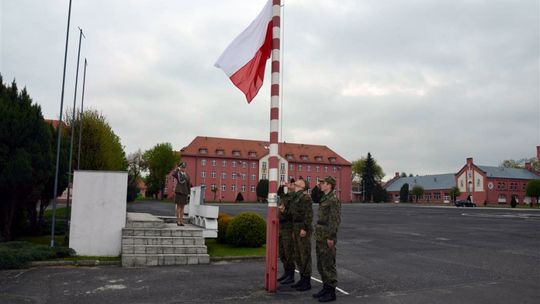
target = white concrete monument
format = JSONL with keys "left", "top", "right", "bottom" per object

{"left": 184, "top": 186, "right": 218, "bottom": 238}
{"left": 69, "top": 171, "right": 127, "bottom": 256}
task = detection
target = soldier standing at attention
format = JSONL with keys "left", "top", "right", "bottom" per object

{"left": 277, "top": 178, "right": 297, "bottom": 285}
{"left": 290, "top": 178, "right": 313, "bottom": 292}
{"left": 313, "top": 176, "right": 341, "bottom": 302}
{"left": 172, "top": 162, "right": 191, "bottom": 226}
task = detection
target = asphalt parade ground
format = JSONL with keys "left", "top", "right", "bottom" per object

{"left": 1, "top": 203, "right": 539, "bottom": 303}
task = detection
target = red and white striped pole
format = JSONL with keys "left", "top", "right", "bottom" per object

{"left": 265, "top": 0, "right": 281, "bottom": 293}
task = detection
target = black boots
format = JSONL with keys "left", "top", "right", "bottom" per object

{"left": 280, "top": 270, "right": 295, "bottom": 285}
{"left": 290, "top": 276, "right": 303, "bottom": 288}
{"left": 277, "top": 271, "right": 289, "bottom": 282}
{"left": 318, "top": 286, "right": 336, "bottom": 302}
{"left": 312, "top": 284, "right": 329, "bottom": 298}
{"left": 295, "top": 275, "right": 311, "bottom": 291}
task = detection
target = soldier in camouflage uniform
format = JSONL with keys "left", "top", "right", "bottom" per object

{"left": 277, "top": 178, "right": 297, "bottom": 284}
{"left": 313, "top": 176, "right": 341, "bottom": 302}
{"left": 289, "top": 178, "right": 313, "bottom": 291}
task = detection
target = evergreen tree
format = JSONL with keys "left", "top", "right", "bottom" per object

{"left": 411, "top": 185, "right": 425, "bottom": 203}
{"left": 525, "top": 180, "right": 540, "bottom": 206}
{"left": 399, "top": 183, "right": 409, "bottom": 202}
{"left": 362, "top": 152, "right": 377, "bottom": 202}
{"left": 256, "top": 179, "right": 269, "bottom": 202}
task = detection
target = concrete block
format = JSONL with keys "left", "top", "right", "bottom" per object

{"left": 198, "top": 255, "right": 210, "bottom": 264}
{"left": 163, "top": 247, "right": 174, "bottom": 254}
{"left": 147, "top": 256, "right": 158, "bottom": 266}
{"left": 134, "top": 246, "right": 146, "bottom": 254}
{"left": 176, "top": 256, "right": 188, "bottom": 264}
{"left": 135, "top": 256, "right": 146, "bottom": 266}
{"left": 122, "top": 238, "right": 134, "bottom": 245}
{"left": 187, "top": 257, "right": 198, "bottom": 265}
{"left": 164, "top": 256, "right": 175, "bottom": 265}
{"left": 146, "top": 247, "right": 158, "bottom": 254}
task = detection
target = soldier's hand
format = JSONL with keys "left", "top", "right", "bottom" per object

{"left": 300, "top": 229, "right": 306, "bottom": 237}
{"left": 327, "top": 239, "right": 334, "bottom": 248}
{"left": 278, "top": 204, "right": 285, "bottom": 213}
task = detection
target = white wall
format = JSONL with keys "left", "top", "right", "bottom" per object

{"left": 69, "top": 171, "right": 127, "bottom": 256}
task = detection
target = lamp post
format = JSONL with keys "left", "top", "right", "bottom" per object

{"left": 50, "top": 0, "right": 73, "bottom": 247}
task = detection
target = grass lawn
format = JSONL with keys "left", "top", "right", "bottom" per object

{"left": 205, "top": 239, "right": 265, "bottom": 257}
{"left": 16, "top": 235, "right": 65, "bottom": 246}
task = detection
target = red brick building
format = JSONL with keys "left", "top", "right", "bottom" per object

{"left": 165, "top": 136, "right": 352, "bottom": 202}
{"left": 455, "top": 146, "right": 540, "bottom": 204}
{"left": 384, "top": 146, "right": 540, "bottom": 205}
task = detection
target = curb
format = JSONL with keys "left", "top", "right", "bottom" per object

{"left": 30, "top": 260, "right": 121, "bottom": 267}
{"left": 210, "top": 256, "right": 265, "bottom": 262}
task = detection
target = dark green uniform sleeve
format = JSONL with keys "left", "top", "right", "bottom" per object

{"left": 301, "top": 193, "right": 313, "bottom": 231}
{"left": 327, "top": 194, "right": 341, "bottom": 240}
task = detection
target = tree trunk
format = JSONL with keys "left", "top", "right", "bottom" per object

{"left": 0, "top": 200, "right": 16, "bottom": 241}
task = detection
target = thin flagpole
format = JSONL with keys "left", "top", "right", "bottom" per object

{"left": 50, "top": 0, "right": 72, "bottom": 247}
{"left": 265, "top": 0, "right": 281, "bottom": 293}
{"left": 77, "top": 58, "right": 87, "bottom": 170}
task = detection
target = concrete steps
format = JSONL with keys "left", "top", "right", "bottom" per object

{"left": 121, "top": 213, "right": 209, "bottom": 267}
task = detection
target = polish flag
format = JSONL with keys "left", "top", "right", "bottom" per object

{"left": 215, "top": 0, "right": 273, "bottom": 103}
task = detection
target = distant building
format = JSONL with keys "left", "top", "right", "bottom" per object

{"left": 384, "top": 173, "right": 456, "bottom": 203}
{"left": 165, "top": 136, "right": 352, "bottom": 202}
{"left": 455, "top": 146, "right": 540, "bottom": 204}
{"left": 385, "top": 146, "right": 540, "bottom": 205}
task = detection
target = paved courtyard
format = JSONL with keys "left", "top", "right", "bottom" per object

{"left": 1, "top": 203, "right": 539, "bottom": 303}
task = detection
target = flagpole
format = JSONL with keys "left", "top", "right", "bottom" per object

{"left": 265, "top": 0, "right": 281, "bottom": 293}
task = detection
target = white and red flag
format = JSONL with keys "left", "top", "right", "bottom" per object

{"left": 215, "top": 0, "right": 273, "bottom": 103}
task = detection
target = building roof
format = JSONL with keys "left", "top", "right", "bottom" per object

{"left": 44, "top": 119, "right": 68, "bottom": 129}
{"left": 180, "top": 136, "right": 351, "bottom": 166}
{"left": 477, "top": 166, "right": 540, "bottom": 180}
{"left": 384, "top": 173, "right": 456, "bottom": 192}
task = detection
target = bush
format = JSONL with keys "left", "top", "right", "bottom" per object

{"left": 0, "top": 241, "right": 75, "bottom": 269}
{"left": 510, "top": 196, "right": 517, "bottom": 208}
{"left": 226, "top": 212, "right": 266, "bottom": 247}
{"left": 217, "top": 213, "right": 233, "bottom": 244}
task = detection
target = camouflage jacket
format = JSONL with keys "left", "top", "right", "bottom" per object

{"left": 316, "top": 191, "right": 341, "bottom": 241}
{"left": 278, "top": 191, "right": 296, "bottom": 226}
{"left": 289, "top": 191, "right": 313, "bottom": 231}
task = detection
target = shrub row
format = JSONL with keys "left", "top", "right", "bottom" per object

{"left": 217, "top": 212, "right": 266, "bottom": 248}
{"left": 0, "top": 241, "right": 75, "bottom": 270}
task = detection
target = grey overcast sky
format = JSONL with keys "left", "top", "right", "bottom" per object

{"left": 1, "top": 0, "right": 539, "bottom": 180}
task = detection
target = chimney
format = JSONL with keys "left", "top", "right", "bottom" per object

{"left": 466, "top": 157, "right": 473, "bottom": 167}
{"left": 395, "top": 172, "right": 400, "bottom": 178}
{"left": 525, "top": 162, "right": 532, "bottom": 172}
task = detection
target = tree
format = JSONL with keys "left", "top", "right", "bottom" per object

{"left": 373, "top": 183, "right": 387, "bottom": 203}
{"left": 142, "top": 143, "right": 180, "bottom": 200}
{"left": 501, "top": 158, "right": 539, "bottom": 171}
{"left": 400, "top": 172, "right": 407, "bottom": 177}
{"left": 0, "top": 77, "right": 57, "bottom": 240}
{"left": 126, "top": 150, "right": 143, "bottom": 202}
{"left": 510, "top": 196, "right": 517, "bottom": 208}
{"left": 235, "top": 192, "right": 244, "bottom": 202}
{"left": 399, "top": 183, "right": 409, "bottom": 202}
{"left": 67, "top": 109, "right": 127, "bottom": 171}
{"left": 411, "top": 185, "right": 424, "bottom": 203}
{"left": 352, "top": 155, "right": 385, "bottom": 182}
{"left": 449, "top": 186, "right": 461, "bottom": 203}
{"left": 358, "top": 152, "right": 380, "bottom": 202}
{"left": 525, "top": 180, "right": 540, "bottom": 206}
{"left": 256, "top": 179, "right": 269, "bottom": 202}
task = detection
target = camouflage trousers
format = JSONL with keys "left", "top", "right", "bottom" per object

{"left": 315, "top": 239, "right": 337, "bottom": 287}
{"left": 279, "top": 225, "right": 295, "bottom": 272}
{"left": 292, "top": 225, "right": 312, "bottom": 277}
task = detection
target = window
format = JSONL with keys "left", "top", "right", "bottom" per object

{"left": 221, "top": 172, "right": 227, "bottom": 179}
{"left": 280, "top": 175, "right": 285, "bottom": 182}
{"left": 231, "top": 184, "right": 236, "bottom": 191}
{"left": 324, "top": 166, "right": 328, "bottom": 172}
{"left": 251, "top": 185, "right": 256, "bottom": 192}
{"left": 306, "top": 176, "right": 311, "bottom": 182}
{"left": 329, "top": 157, "right": 336, "bottom": 163}
{"left": 498, "top": 194, "right": 507, "bottom": 203}
{"left": 222, "top": 160, "right": 227, "bottom": 167}
{"left": 289, "top": 164, "right": 294, "bottom": 171}
{"left": 298, "top": 165, "right": 303, "bottom": 172}
{"left": 315, "top": 156, "right": 323, "bottom": 162}
{"left": 301, "top": 155, "right": 308, "bottom": 161}
{"left": 211, "top": 160, "right": 216, "bottom": 167}
{"left": 333, "top": 166, "right": 337, "bottom": 172}
{"left": 251, "top": 174, "right": 256, "bottom": 181}
{"left": 286, "top": 154, "right": 293, "bottom": 160}
{"left": 242, "top": 161, "right": 247, "bottom": 168}
{"left": 241, "top": 185, "right": 246, "bottom": 192}
{"left": 262, "top": 174, "right": 267, "bottom": 180}
{"left": 211, "top": 171, "right": 216, "bottom": 179}
{"left": 249, "top": 151, "right": 257, "bottom": 157}
{"left": 262, "top": 162, "right": 267, "bottom": 170}
{"left": 280, "top": 163, "right": 285, "bottom": 171}
{"left": 477, "top": 178, "right": 481, "bottom": 187}
{"left": 232, "top": 161, "right": 237, "bottom": 168}
{"left": 242, "top": 173, "right": 247, "bottom": 180}
{"left": 216, "top": 149, "right": 224, "bottom": 156}
{"left": 232, "top": 150, "right": 241, "bottom": 156}
{"left": 252, "top": 162, "right": 257, "bottom": 169}
{"left": 199, "top": 148, "right": 208, "bottom": 154}
{"left": 221, "top": 184, "right": 226, "bottom": 191}
{"left": 211, "top": 184, "right": 216, "bottom": 190}
{"left": 201, "top": 159, "right": 207, "bottom": 166}
{"left": 434, "top": 193, "right": 441, "bottom": 200}
{"left": 232, "top": 173, "right": 237, "bottom": 179}
{"left": 201, "top": 172, "right": 206, "bottom": 178}
{"left": 316, "top": 166, "right": 320, "bottom": 172}
{"left": 307, "top": 165, "right": 311, "bottom": 172}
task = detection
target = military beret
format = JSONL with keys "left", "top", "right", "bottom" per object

{"left": 179, "top": 162, "right": 187, "bottom": 168}
{"left": 321, "top": 176, "right": 336, "bottom": 186}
